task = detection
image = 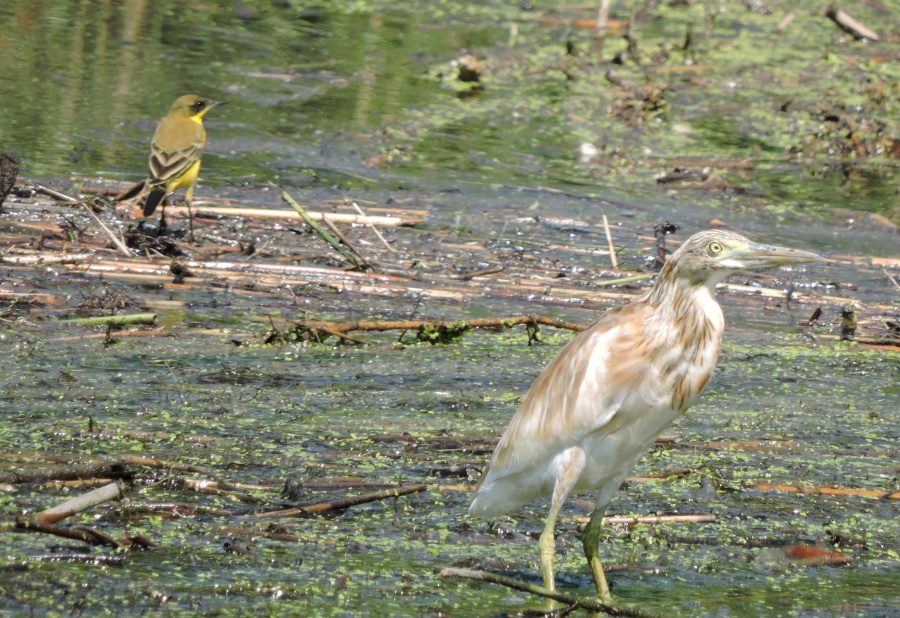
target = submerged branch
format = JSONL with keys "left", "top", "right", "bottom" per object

{"left": 0, "top": 462, "right": 131, "bottom": 484}
{"left": 440, "top": 568, "right": 662, "bottom": 617}
{"left": 247, "top": 482, "right": 427, "bottom": 519}
{"left": 15, "top": 517, "right": 123, "bottom": 549}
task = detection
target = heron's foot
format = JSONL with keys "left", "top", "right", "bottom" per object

{"left": 587, "top": 553, "right": 612, "bottom": 604}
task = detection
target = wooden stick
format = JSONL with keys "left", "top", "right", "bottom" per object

{"left": 51, "top": 313, "right": 157, "bottom": 327}
{"left": 166, "top": 477, "right": 265, "bottom": 504}
{"left": 603, "top": 214, "right": 618, "bottom": 269}
{"left": 444, "top": 267, "right": 505, "bottom": 281}
{"left": 15, "top": 517, "right": 122, "bottom": 549}
{"left": 597, "top": 0, "right": 613, "bottom": 30}
{"left": 883, "top": 268, "right": 900, "bottom": 291}
{"left": 321, "top": 215, "right": 372, "bottom": 269}
{"left": 246, "top": 482, "right": 427, "bottom": 519}
{"left": 27, "top": 554, "right": 124, "bottom": 566}
{"left": 46, "top": 478, "right": 116, "bottom": 489}
{"left": 0, "top": 452, "right": 213, "bottom": 475}
{"left": 128, "top": 502, "right": 234, "bottom": 517}
{"left": 825, "top": 6, "right": 880, "bottom": 40}
{"left": 351, "top": 202, "right": 398, "bottom": 253}
{"left": 114, "top": 455, "right": 212, "bottom": 474}
{"left": 440, "top": 568, "right": 662, "bottom": 617}
{"left": 37, "top": 481, "right": 128, "bottom": 524}
{"left": 282, "top": 190, "right": 360, "bottom": 267}
{"left": 33, "top": 183, "right": 80, "bottom": 203}
{"left": 80, "top": 202, "right": 132, "bottom": 257}
{"left": 158, "top": 205, "right": 422, "bottom": 227}
{"left": 774, "top": 11, "right": 795, "bottom": 33}
{"left": 753, "top": 484, "right": 900, "bottom": 500}
{"left": 0, "top": 291, "right": 64, "bottom": 305}
{"left": 0, "top": 462, "right": 130, "bottom": 484}
{"left": 578, "top": 514, "right": 717, "bottom": 526}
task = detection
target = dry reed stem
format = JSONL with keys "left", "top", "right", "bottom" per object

{"left": 158, "top": 205, "right": 422, "bottom": 227}
{"left": 37, "top": 481, "right": 128, "bottom": 524}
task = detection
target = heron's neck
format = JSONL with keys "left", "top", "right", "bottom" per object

{"left": 642, "top": 263, "right": 728, "bottom": 336}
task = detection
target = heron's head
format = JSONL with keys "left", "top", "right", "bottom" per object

{"left": 664, "top": 230, "right": 822, "bottom": 289}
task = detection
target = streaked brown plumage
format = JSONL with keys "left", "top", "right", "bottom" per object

{"left": 469, "top": 230, "right": 822, "bottom": 601}
{"left": 143, "top": 94, "right": 225, "bottom": 219}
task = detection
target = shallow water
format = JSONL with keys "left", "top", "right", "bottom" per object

{"left": 0, "top": 2, "right": 898, "bottom": 617}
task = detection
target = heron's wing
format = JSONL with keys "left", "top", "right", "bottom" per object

{"left": 148, "top": 119, "right": 206, "bottom": 185}
{"left": 480, "top": 301, "right": 657, "bottom": 485}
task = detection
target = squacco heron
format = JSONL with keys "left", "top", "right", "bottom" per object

{"left": 469, "top": 230, "right": 821, "bottom": 601}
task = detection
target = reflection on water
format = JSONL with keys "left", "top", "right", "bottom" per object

{"left": 0, "top": 1, "right": 502, "bottom": 182}
{"left": 0, "top": 2, "right": 895, "bottom": 224}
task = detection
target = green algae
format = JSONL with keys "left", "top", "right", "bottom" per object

{"left": 0, "top": 1, "right": 898, "bottom": 616}
{"left": 1, "top": 324, "right": 897, "bottom": 616}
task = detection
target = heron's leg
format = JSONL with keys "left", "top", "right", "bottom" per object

{"left": 539, "top": 448, "right": 586, "bottom": 593}
{"left": 538, "top": 502, "right": 561, "bottom": 591}
{"left": 582, "top": 504, "right": 612, "bottom": 603}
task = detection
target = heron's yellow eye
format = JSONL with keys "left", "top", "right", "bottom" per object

{"left": 707, "top": 241, "right": 724, "bottom": 255}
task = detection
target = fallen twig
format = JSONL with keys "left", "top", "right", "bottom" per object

{"left": 603, "top": 214, "right": 618, "bottom": 270}
{"left": 753, "top": 484, "right": 900, "bottom": 500}
{"left": 51, "top": 313, "right": 157, "bottom": 327}
{"left": 321, "top": 216, "right": 372, "bottom": 269}
{"left": 46, "top": 478, "right": 116, "bottom": 489}
{"left": 26, "top": 554, "right": 124, "bottom": 566}
{"left": 883, "top": 268, "right": 900, "bottom": 291}
{"left": 351, "top": 201, "right": 398, "bottom": 253}
{"left": 0, "top": 462, "right": 131, "bottom": 484}
{"left": 114, "top": 455, "right": 212, "bottom": 474}
{"left": 282, "top": 190, "right": 360, "bottom": 268}
{"left": 80, "top": 202, "right": 133, "bottom": 257}
{"left": 578, "top": 514, "right": 717, "bottom": 526}
{"left": 143, "top": 204, "right": 422, "bottom": 226}
{"left": 37, "top": 481, "right": 129, "bottom": 524}
{"left": 34, "top": 183, "right": 79, "bottom": 203}
{"left": 444, "top": 267, "right": 505, "bottom": 281}
{"left": 774, "top": 11, "right": 795, "bottom": 33}
{"left": 247, "top": 482, "right": 427, "bottom": 519}
{"left": 825, "top": 6, "right": 879, "bottom": 40}
{"left": 440, "top": 567, "right": 662, "bottom": 617}
{"left": 15, "top": 517, "right": 122, "bottom": 549}
{"left": 127, "top": 502, "right": 234, "bottom": 517}
{"left": 0, "top": 291, "right": 64, "bottom": 305}
{"left": 154, "top": 477, "right": 265, "bottom": 504}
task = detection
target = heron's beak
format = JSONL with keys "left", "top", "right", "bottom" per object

{"left": 734, "top": 242, "right": 823, "bottom": 270}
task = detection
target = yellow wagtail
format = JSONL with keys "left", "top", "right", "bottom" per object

{"left": 143, "top": 94, "right": 225, "bottom": 226}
